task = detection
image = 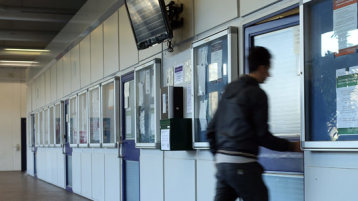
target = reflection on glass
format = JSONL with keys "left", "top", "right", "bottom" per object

{"left": 79, "top": 93, "right": 88, "bottom": 144}
{"left": 49, "top": 107, "right": 54, "bottom": 145}
{"left": 55, "top": 104, "right": 61, "bottom": 144}
{"left": 136, "top": 67, "right": 155, "bottom": 143}
{"left": 254, "top": 25, "right": 301, "bottom": 135}
{"left": 125, "top": 80, "right": 135, "bottom": 140}
{"left": 102, "top": 82, "right": 115, "bottom": 144}
{"left": 321, "top": 30, "right": 358, "bottom": 57}
{"left": 193, "top": 35, "right": 228, "bottom": 142}
{"left": 44, "top": 109, "right": 48, "bottom": 145}
{"left": 89, "top": 88, "right": 100, "bottom": 144}
{"left": 70, "top": 97, "right": 78, "bottom": 144}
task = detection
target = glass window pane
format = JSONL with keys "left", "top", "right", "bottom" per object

{"left": 39, "top": 111, "right": 43, "bottom": 145}
{"left": 193, "top": 35, "right": 229, "bottom": 142}
{"left": 55, "top": 104, "right": 61, "bottom": 144}
{"left": 125, "top": 80, "right": 135, "bottom": 140}
{"left": 254, "top": 25, "right": 301, "bottom": 135}
{"left": 102, "top": 82, "right": 115, "bottom": 144}
{"left": 79, "top": 93, "right": 88, "bottom": 144}
{"left": 136, "top": 67, "right": 155, "bottom": 143}
{"left": 44, "top": 109, "right": 49, "bottom": 145}
{"left": 70, "top": 97, "right": 78, "bottom": 144}
{"left": 89, "top": 88, "right": 101, "bottom": 144}
{"left": 35, "top": 113, "right": 39, "bottom": 145}
{"left": 49, "top": 107, "right": 54, "bottom": 145}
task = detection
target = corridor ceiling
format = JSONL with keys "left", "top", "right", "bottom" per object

{"left": 0, "top": 0, "right": 86, "bottom": 78}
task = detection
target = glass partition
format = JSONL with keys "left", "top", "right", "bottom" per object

{"left": 134, "top": 59, "right": 161, "bottom": 148}
{"left": 302, "top": 0, "right": 358, "bottom": 149}
{"left": 35, "top": 113, "right": 39, "bottom": 146}
{"left": 55, "top": 103, "right": 62, "bottom": 145}
{"left": 70, "top": 96, "right": 78, "bottom": 146}
{"left": 124, "top": 80, "right": 135, "bottom": 140}
{"left": 44, "top": 108, "right": 49, "bottom": 146}
{"left": 89, "top": 86, "right": 101, "bottom": 145}
{"left": 102, "top": 79, "right": 119, "bottom": 146}
{"left": 79, "top": 92, "right": 88, "bottom": 145}
{"left": 39, "top": 110, "right": 44, "bottom": 146}
{"left": 192, "top": 27, "right": 238, "bottom": 148}
{"left": 49, "top": 106, "right": 54, "bottom": 146}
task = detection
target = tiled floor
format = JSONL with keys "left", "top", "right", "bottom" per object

{"left": 0, "top": 171, "right": 90, "bottom": 201}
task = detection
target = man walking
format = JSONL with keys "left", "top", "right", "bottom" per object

{"left": 207, "top": 46, "right": 301, "bottom": 201}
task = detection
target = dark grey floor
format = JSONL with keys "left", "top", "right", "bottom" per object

{"left": 0, "top": 171, "right": 90, "bottom": 201}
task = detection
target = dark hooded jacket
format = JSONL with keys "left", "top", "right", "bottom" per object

{"left": 207, "top": 75, "right": 292, "bottom": 158}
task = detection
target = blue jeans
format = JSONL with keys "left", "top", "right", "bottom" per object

{"left": 214, "top": 162, "right": 268, "bottom": 201}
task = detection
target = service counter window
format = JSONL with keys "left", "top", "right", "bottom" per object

{"left": 245, "top": 13, "right": 301, "bottom": 138}
{"left": 69, "top": 96, "right": 79, "bottom": 146}
{"left": 101, "top": 78, "right": 119, "bottom": 147}
{"left": 302, "top": 0, "right": 358, "bottom": 149}
{"left": 78, "top": 91, "right": 89, "bottom": 146}
{"left": 44, "top": 108, "right": 49, "bottom": 146}
{"left": 55, "top": 103, "right": 62, "bottom": 146}
{"left": 39, "top": 110, "right": 44, "bottom": 146}
{"left": 192, "top": 27, "right": 238, "bottom": 148}
{"left": 124, "top": 77, "right": 135, "bottom": 141}
{"left": 49, "top": 106, "right": 54, "bottom": 146}
{"left": 134, "top": 59, "right": 161, "bottom": 148}
{"left": 89, "top": 86, "right": 101, "bottom": 146}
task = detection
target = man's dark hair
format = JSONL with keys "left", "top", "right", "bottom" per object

{"left": 248, "top": 46, "right": 271, "bottom": 73}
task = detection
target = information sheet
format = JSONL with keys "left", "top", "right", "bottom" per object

{"left": 336, "top": 66, "right": 358, "bottom": 134}
{"left": 174, "top": 65, "right": 184, "bottom": 85}
{"left": 161, "top": 129, "right": 170, "bottom": 150}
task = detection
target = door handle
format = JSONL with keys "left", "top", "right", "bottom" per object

{"left": 117, "top": 139, "right": 124, "bottom": 158}
{"left": 62, "top": 144, "right": 66, "bottom": 154}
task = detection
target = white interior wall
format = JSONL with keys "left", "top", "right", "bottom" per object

{"left": 0, "top": 82, "right": 26, "bottom": 171}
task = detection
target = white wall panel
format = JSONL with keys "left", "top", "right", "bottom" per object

{"left": 240, "top": 0, "right": 279, "bottom": 16}
{"left": 92, "top": 151, "right": 105, "bottom": 201}
{"left": 71, "top": 45, "right": 81, "bottom": 92}
{"left": 139, "top": 44, "right": 162, "bottom": 62}
{"left": 50, "top": 65, "right": 57, "bottom": 102}
{"left": 63, "top": 53, "right": 72, "bottom": 96}
{"left": 80, "top": 36, "right": 91, "bottom": 88}
{"left": 194, "top": 0, "right": 238, "bottom": 34}
{"left": 46, "top": 148, "right": 52, "bottom": 182}
{"left": 81, "top": 150, "right": 92, "bottom": 199}
{"left": 140, "top": 149, "right": 164, "bottom": 201}
{"left": 26, "top": 85, "right": 32, "bottom": 113}
{"left": 27, "top": 148, "right": 34, "bottom": 176}
{"left": 31, "top": 83, "right": 36, "bottom": 110}
{"left": 56, "top": 60, "right": 64, "bottom": 99}
{"left": 104, "top": 150, "right": 120, "bottom": 201}
{"left": 45, "top": 70, "right": 51, "bottom": 105}
{"left": 104, "top": 11, "right": 119, "bottom": 77}
{"left": 51, "top": 149, "right": 59, "bottom": 185}
{"left": 20, "top": 84, "right": 26, "bottom": 118}
{"left": 72, "top": 149, "right": 82, "bottom": 195}
{"left": 119, "top": 6, "right": 138, "bottom": 70}
{"left": 197, "top": 160, "right": 216, "bottom": 201}
{"left": 57, "top": 151, "right": 66, "bottom": 188}
{"left": 164, "top": 157, "right": 196, "bottom": 201}
{"left": 91, "top": 24, "right": 104, "bottom": 82}
{"left": 305, "top": 166, "right": 358, "bottom": 201}
{"left": 39, "top": 74, "right": 45, "bottom": 107}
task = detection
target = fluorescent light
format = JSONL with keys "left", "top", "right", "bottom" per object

{"left": 0, "top": 63, "right": 38, "bottom": 67}
{"left": 0, "top": 60, "right": 39, "bottom": 64}
{"left": 4, "top": 48, "right": 50, "bottom": 52}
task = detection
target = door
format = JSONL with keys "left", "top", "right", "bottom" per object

{"left": 64, "top": 100, "right": 73, "bottom": 192}
{"left": 121, "top": 72, "right": 140, "bottom": 201}
{"left": 21, "top": 118, "right": 27, "bottom": 172}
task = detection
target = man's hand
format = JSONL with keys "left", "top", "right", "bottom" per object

{"left": 290, "top": 141, "right": 302, "bottom": 152}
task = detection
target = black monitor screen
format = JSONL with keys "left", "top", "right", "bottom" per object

{"left": 125, "top": 0, "right": 173, "bottom": 50}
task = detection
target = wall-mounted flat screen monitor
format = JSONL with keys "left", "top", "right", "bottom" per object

{"left": 125, "top": 0, "right": 173, "bottom": 50}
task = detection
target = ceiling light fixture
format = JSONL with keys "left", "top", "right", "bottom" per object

{"left": 0, "top": 60, "right": 39, "bottom": 64}
{"left": 0, "top": 63, "right": 38, "bottom": 67}
{"left": 4, "top": 48, "right": 50, "bottom": 52}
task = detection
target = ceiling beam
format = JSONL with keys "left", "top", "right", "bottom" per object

{"left": 0, "top": 7, "right": 73, "bottom": 23}
{"left": 0, "top": 30, "right": 56, "bottom": 42}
